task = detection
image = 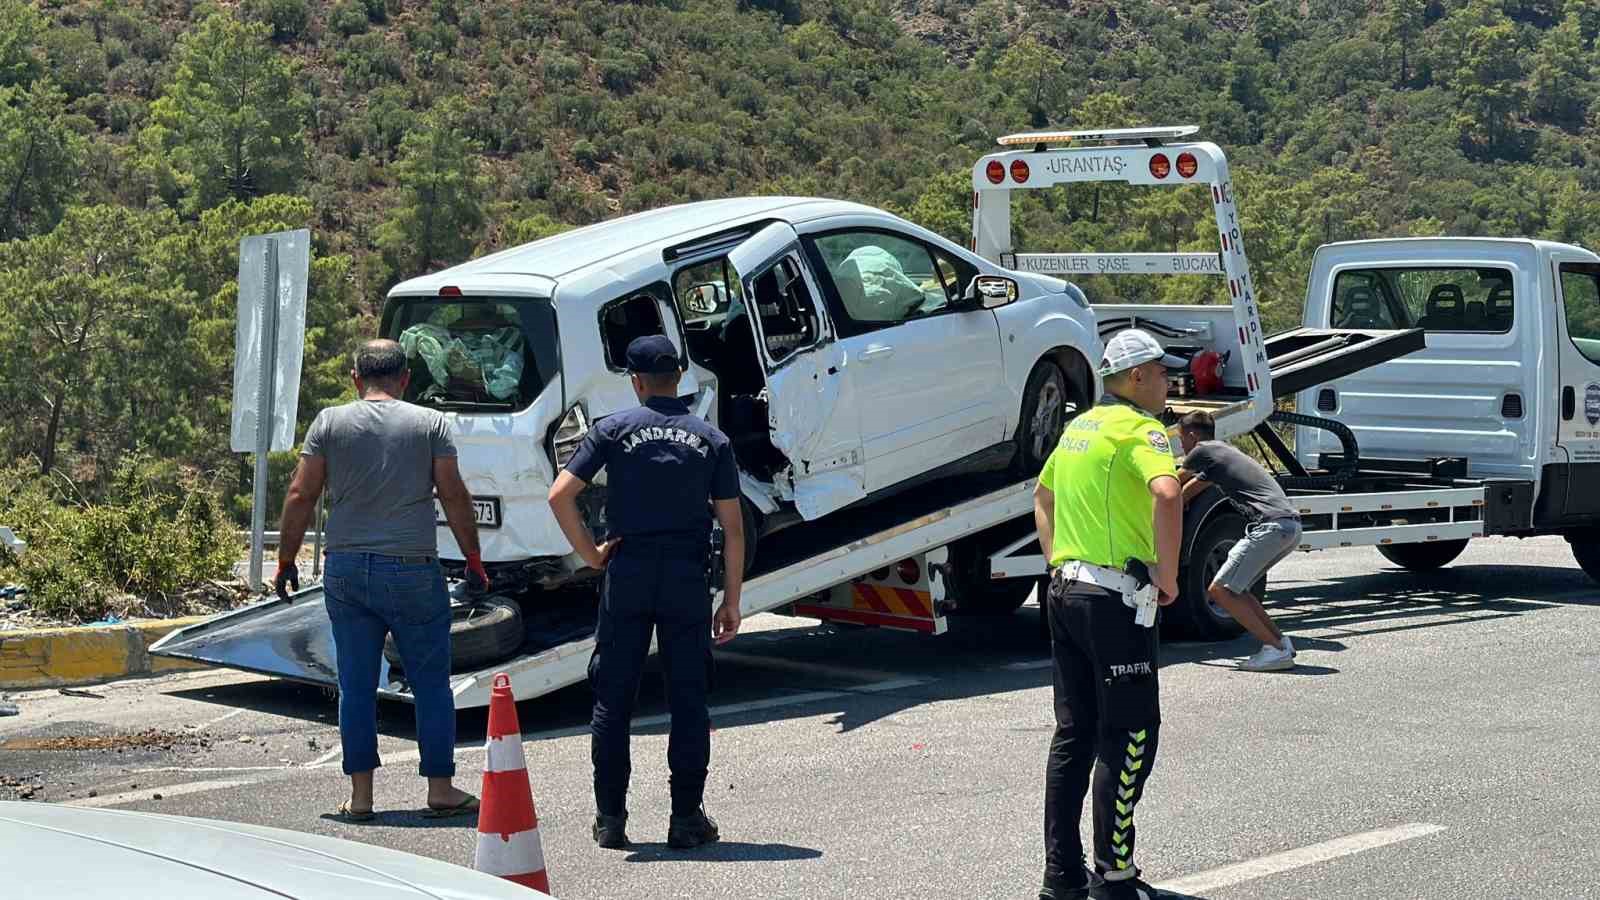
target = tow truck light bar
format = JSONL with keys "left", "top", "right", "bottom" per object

{"left": 996, "top": 125, "right": 1200, "bottom": 150}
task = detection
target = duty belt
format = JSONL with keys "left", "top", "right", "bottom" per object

{"left": 1056, "top": 559, "right": 1160, "bottom": 628}
{"left": 1055, "top": 560, "right": 1139, "bottom": 595}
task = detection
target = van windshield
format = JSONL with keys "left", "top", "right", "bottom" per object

{"left": 381, "top": 296, "right": 558, "bottom": 412}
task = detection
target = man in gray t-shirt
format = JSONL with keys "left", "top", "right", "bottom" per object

{"left": 1177, "top": 411, "right": 1302, "bottom": 672}
{"left": 301, "top": 398, "right": 455, "bottom": 557}
{"left": 275, "top": 339, "right": 488, "bottom": 821}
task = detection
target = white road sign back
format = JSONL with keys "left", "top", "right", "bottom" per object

{"left": 230, "top": 230, "right": 310, "bottom": 453}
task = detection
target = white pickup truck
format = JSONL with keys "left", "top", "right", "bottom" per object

{"left": 1292, "top": 237, "right": 1600, "bottom": 573}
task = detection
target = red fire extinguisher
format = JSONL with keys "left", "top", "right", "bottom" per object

{"left": 1190, "top": 350, "right": 1228, "bottom": 396}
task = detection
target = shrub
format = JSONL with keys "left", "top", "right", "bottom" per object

{"left": 244, "top": 0, "right": 312, "bottom": 42}
{"left": 331, "top": 0, "right": 370, "bottom": 37}
{"left": 0, "top": 455, "right": 239, "bottom": 623}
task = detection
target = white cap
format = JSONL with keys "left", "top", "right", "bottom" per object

{"left": 1098, "top": 328, "right": 1187, "bottom": 376}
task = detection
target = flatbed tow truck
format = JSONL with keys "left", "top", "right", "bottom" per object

{"left": 153, "top": 126, "right": 1600, "bottom": 705}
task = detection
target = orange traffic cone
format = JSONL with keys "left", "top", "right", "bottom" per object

{"left": 474, "top": 673, "right": 550, "bottom": 893}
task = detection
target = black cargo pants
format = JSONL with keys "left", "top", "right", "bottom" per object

{"left": 588, "top": 537, "right": 714, "bottom": 819}
{"left": 1043, "top": 568, "right": 1162, "bottom": 888}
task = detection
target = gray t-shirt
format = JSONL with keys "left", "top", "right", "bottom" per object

{"left": 300, "top": 399, "right": 456, "bottom": 556}
{"left": 1183, "top": 440, "right": 1298, "bottom": 523}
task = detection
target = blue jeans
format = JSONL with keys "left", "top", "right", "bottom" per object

{"left": 323, "top": 552, "right": 456, "bottom": 778}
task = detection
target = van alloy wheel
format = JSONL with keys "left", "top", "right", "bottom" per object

{"left": 1015, "top": 359, "right": 1070, "bottom": 473}
{"left": 1030, "top": 375, "right": 1065, "bottom": 460}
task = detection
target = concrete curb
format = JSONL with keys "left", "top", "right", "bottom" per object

{"left": 0, "top": 617, "right": 211, "bottom": 690}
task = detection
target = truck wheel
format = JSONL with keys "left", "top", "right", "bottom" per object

{"left": 384, "top": 594, "right": 524, "bottom": 674}
{"left": 948, "top": 519, "right": 1038, "bottom": 615}
{"left": 1014, "top": 359, "right": 1070, "bottom": 474}
{"left": 740, "top": 496, "right": 759, "bottom": 578}
{"left": 1568, "top": 533, "right": 1600, "bottom": 582}
{"left": 1376, "top": 539, "right": 1468, "bottom": 572}
{"left": 1036, "top": 576, "right": 1053, "bottom": 643}
{"left": 1170, "top": 513, "right": 1253, "bottom": 641}
{"left": 954, "top": 578, "right": 1034, "bottom": 616}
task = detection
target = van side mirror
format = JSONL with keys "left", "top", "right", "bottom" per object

{"left": 964, "top": 275, "right": 1019, "bottom": 309}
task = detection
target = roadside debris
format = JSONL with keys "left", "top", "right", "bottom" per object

{"left": 0, "top": 728, "right": 213, "bottom": 753}
{"left": 58, "top": 687, "right": 105, "bottom": 700}
{"left": 0, "top": 773, "right": 43, "bottom": 801}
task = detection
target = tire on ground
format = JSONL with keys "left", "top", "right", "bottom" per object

{"left": 1376, "top": 539, "right": 1469, "bottom": 572}
{"left": 384, "top": 594, "right": 525, "bottom": 673}
{"left": 1568, "top": 531, "right": 1600, "bottom": 582}
{"left": 1168, "top": 512, "right": 1254, "bottom": 641}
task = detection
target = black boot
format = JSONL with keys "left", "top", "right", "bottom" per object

{"left": 592, "top": 813, "right": 629, "bottom": 849}
{"left": 666, "top": 808, "right": 720, "bottom": 849}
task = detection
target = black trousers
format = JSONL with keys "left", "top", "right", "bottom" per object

{"left": 1044, "top": 573, "right": 1162, "bottom": 886}
{"left": 588, "top": 539, "right": 714, "bottom": 819}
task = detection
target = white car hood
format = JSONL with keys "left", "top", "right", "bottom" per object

{"left": 1, "top": 802, "right": 549, "bottom": 899}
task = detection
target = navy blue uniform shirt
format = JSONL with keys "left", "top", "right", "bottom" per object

{"left": 565, "top": 396, "right": 739, "bottom": 539}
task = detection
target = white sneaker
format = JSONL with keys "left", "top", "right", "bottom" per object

{"left": 1239, "top": 643, "right": 1295, "bottom": 672}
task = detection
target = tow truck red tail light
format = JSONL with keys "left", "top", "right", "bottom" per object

{"left": 896, "top": 559, "right": 921, "bottom": 585}
{"left": 1009, "top": 159, "right": 1030, "bottom": 183}
{"left": 1149, "top": 154, "right": 1171, "bottom": 179}
{"left": 985, "top": 160, "right": 1005, "bottom": 184}
{"left": 1176, "top": 152, "right": 1198, "bottom": 178}
{"left": 439, "top": 285, "right": 462, "bottom": 297}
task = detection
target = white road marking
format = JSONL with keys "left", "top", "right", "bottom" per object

{"left": 68, "top": 778, "right": 255, "bottom": 809}
{"left": 1161, "top": 823, "right": 1447, "bottom": 894}
{"left": 189, "top": 707, "right": 246, "bottom": 731}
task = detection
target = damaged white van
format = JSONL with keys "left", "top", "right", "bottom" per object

{"left": 382, "top": 197, "right": 1100, "bottom": 593}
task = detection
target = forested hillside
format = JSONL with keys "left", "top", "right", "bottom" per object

{"left": 4, "top": 0, "right": 1600, "bottom": 512}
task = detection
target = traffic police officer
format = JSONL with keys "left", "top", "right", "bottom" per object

{"left": 547, "top": 334, "right": 745, "bottom": 851}
{"left": 1033, "top": 329, "right": 1185, "bottom": 900}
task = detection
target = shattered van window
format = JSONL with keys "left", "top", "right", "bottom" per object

{"left": 383, "top": 298, "right": 557, "bottom": 412}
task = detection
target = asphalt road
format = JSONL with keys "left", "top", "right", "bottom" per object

{"left": 3, "top": 536, "right": 1597, "bottom": 899}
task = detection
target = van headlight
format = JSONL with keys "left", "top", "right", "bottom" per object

{"left": 552, "top": 403, "right": 590, "bottom": 467}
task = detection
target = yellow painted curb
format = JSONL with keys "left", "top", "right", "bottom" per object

{"left": 0, "top": 616, "right": 212, "bottom": 689}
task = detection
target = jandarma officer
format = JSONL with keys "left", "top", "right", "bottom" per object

{"left": 547, "top": 334, "right": 746, "bottom": 851}
{"left": 1033, "top": 329, "right": 1185, "bottom": 900}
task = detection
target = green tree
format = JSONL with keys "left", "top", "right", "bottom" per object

{"left": 0, "top": 0, "right": 44, "bottom": 88}
{"left": 0, "top": 80, "right": 87, "bottom": 241}
{"left": 146, "top": 9, "right": 308, "bottom": 213}
{"left": 1530, "top": 13, "right": 1591, "bottom": 128}
{"left": 1435, "top": 0, "right": 1528, "bottom": 157}
{"left": 998, "top": 37, "right": 1067, "bottom": 128}
{"left": 898, "top": 172, "right": 970, "bottom": 245}
{"left": 1373, "top": 0, "right": 1427, "bottom": 86}
{"left": 376, "top": 99, "right": 488, "bottom": 273}
{"left": 0, "top": 205, "right": 179, "bottom": 475}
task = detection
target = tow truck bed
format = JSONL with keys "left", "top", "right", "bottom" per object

{"left": 150, "top": 475, "right": 1039, "bottom": 709}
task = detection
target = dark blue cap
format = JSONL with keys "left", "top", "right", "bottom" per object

{"left": 625, "top": 334, "right": 682, "bottom": 374}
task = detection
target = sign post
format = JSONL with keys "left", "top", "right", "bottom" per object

{"left": 231, "top": 230, "right": 310, "bottom": 591}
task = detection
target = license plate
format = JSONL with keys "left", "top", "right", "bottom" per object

{"left": 435, "top": 496, "right": 502, "bottom": 529}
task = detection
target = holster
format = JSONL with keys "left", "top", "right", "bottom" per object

{"left": 706, "top": 526, "right": 726, "bottom": 595}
